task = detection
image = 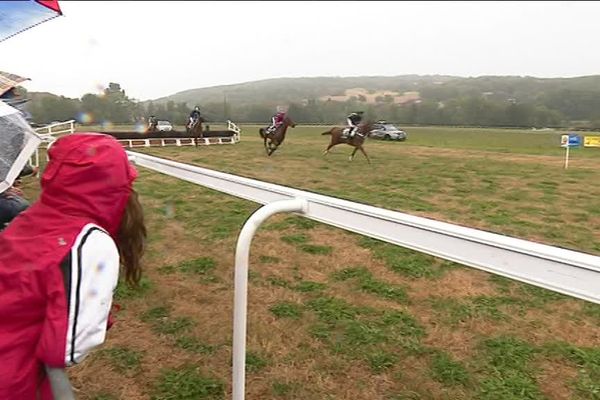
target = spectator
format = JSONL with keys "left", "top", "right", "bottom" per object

{"left": 0, "top": 133, "right": 147, "bottom": 399}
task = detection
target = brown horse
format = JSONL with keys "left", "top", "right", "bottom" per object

{"left": 146, "top": 119, "right": 158, "bottom": 133}
{"left": 187, "top": 116, "right": 206, "bottom": 147}
{"left": 321, "top": 121, "right": 374, "bottom": 163}
{"left": 259, "top": 115, "right": 296, "bottom": 156}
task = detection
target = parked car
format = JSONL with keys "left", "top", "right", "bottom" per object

{"left": 157, "top": 120, "right": 173, "bottom": 132}
{"left": 369, "top": 121, "right": 407, "bottom": 141}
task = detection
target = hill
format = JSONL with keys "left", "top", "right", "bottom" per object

{"left": 23, "top": 75, "right": 600, "bottom": 128}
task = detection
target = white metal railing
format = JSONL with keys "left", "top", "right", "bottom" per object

{"left": 127, "top": 151, "right": 600, "bottom": 303}
{"left": 34, "top": 119, "right": 76, "bottom": 136}
{"left": 118, "top": 136, "right": 237, "bottom": 149}
{"left": 30, "top": 120, "right": 76, "bottom": 172}
{"left": 125, "top": 150, "right": 600, "bottom": 400}
{"left": 118, "top": 120, "right": 241, "bottom": 148}
{"left": 227, "top": 120, "right": 242, "bottom": 142}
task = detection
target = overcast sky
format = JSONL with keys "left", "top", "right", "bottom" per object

{"left": 1, "top": 1, "right": 599, "bottom": 101}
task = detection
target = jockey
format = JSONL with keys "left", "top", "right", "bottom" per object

{"left": 346, "top": 111, "right": 364, "bottom": 138}
{"left": 148, "top": 115, "right": 158, "bottom": 130}
{"left": 189, "top": 106, "right": 202, "bottom": 128}
{"left": 267, "top": 106, "right": 287, "bottom": 134}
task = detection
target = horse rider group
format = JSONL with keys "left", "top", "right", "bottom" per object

{"left": 149, "top": 105, "right": 364, "bottom": 139}
{"left": 266, "top": 107, "right": 364, "bottom": 139}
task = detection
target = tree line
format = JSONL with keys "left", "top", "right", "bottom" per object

{"left": 22, "top": 82, "right": 600, "bottom": 129}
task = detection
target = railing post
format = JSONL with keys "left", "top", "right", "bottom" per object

{"left": 232, "top": 198, "right": 308, "bottom": 400}
{"left": 45, "top": 366, "right": 75, "bottom": 400}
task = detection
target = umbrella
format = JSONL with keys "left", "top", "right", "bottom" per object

{"left": 0, "top": 70, "right": 30, "bottom": 97}
{"left": 0, "top": 101, "right": 42, "bottom": 194}
{"left": 0, "top": 0, "right": 62, "bottom": 43}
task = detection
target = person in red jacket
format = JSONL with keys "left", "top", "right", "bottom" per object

{"left": 0, "top": 132, "right": 147, "bottom": 399}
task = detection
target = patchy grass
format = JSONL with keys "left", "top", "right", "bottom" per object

{"left": 281, "top": 233, "right": 309, "bottom": 245}
{"left": 152, "top": 365, "right": 225, "bottom": 399}
{"left": 140, "top": 306, "right": 195, "bottom": 336}
{"left": 177, "top": 257, "right": 217, "bottom": 275}
{"left": 291, "top": 280, "right": 327, "bottom": 293}
{"left": 476, "top": 336, "right": 543, "bottom": 400}
{"left": 99, "top": 347, "right": 143, "bottom": 374}
{"left": 429, "top": 351, "right": 470, "bottom": 386}
{"left": 269, "top": 302, "right": 304, "bottom": 319}
{"left": 332, "top": 266, "right": 408, "bottom": 303}
{"left": 174, "top": 336, "right": 217, "bottom": 355}
{"left": 246, "top": 351, "right": 269, "bottom": 373}
{"left": 259, "top": 255, "right": 280, "bottom": 264}
{"left": 300, "top": 244, "right": 333, "bottom": 255}
{"left": 358, "top": 238, "right": 452, "bottom": 279}
{"left": 542, "top": 342, "right": 600, "bottom": 399}
{"left": 114, "top": 276, "right": 153, "bottom": 300}
{"left": 57, "top": 125, "right": 600, "bottom": 399}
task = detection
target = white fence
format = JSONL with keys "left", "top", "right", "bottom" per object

{"left": 126, "top": 150, "right": 600, "bottom": 400}
{"left": 30, "top": 120, "right": 76, "bottom": 171}
{"left": 127, "top": 151, "right": 600, "bottom": 304}
{"left": 118, "top": 120, "right": 241, "bottom": 148}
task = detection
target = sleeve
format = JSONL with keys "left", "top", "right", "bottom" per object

{"left": 62, "top": 225, "right": 120, "bottom": 366}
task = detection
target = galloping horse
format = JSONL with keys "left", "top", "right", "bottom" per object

{"left": 187, "top": 116, "right": 206, "bottom": 147}
{"left": 259, "top": 115, "right": 296, "bottom": 156}
{"left": 146, "top": 119, "right": 158, "bottom": 133}
{"left": 321, "top": 121, "right": 374, "bottom": 164}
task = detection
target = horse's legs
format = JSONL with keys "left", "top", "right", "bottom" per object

{"left": 268, "top": 142, "right": 278, "bottom": 156}
{"left": 349, "top": 146, "right": 359, "bottom": 161}
{"left": 264, "top": 136, "right": 269, "bottom": 154}
{"left": 322, "top": 142, "right": 336, "bottom": 156}
{"left": 359, "top": 145, "right": 371, "bottom": 164}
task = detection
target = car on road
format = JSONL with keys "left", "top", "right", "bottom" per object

{"left": 369, "top": 121, "right": 407, "bottom": 141}
{"left": 157, "top": 120, "right": 173, "bottom": 132}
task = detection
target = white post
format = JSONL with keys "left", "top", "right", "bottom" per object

{"left": 45, "top": 367, "right": 75, "bottom": 400}
{"left": 564, "top": 144, "right": 570, "bottom": 169}
{"left": 232, "top": 198, "right": 308, "bottom": 400}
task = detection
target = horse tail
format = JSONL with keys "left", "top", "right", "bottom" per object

{"left": 321, "top": 130, "right": 332, "bottom": 136}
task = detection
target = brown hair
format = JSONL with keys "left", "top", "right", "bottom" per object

{"left": 116, "top": 189, "right": 147, "bottom": 286}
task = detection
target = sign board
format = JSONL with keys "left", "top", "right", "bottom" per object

{"left": 584, "top": 136, "right": 600, "bottom": 147}
{"left": 561, "top": 133, "right": 581, "bottom": 148}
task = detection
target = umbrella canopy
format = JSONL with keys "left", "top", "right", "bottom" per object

{"left": 0, "top": 101, "right": 42, "bottom": 194}
{"left": 0, "top": 70, "right": 30, "bottom": 98}
{"left": 0, "top": 0, "right": 62, "bottom": 43}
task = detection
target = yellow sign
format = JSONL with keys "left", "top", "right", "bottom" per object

{"left": 584, "top": 136, "right": 600, "bottom": 147}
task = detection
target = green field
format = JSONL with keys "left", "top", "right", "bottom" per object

{"left": 35, "top": 125, "right": 600, "bottom": 399}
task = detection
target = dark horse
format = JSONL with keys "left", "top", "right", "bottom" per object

{"left": 187, "top": 116, "right": 206, "bottom": 147}
{"left": 259, "top": 115, "right": 296, "bottom": 156}
{"left": 321, "top": 121, "right": 374, "bottom": 163}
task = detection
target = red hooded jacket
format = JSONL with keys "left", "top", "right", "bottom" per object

{"left": 0, "top": 133, "right": 137, "bottom": 399}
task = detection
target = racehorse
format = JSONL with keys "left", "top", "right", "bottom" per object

{"left": 146, "top": 120, "right": 158, "bottom": 133}
{"left": 187, "top": 116, "right": 206, "bottom": 147}
{"left": 320, "top": 121, "right": 374, "bottom": 164}
{"left": 259, "top": 115, "right": 296, "bottom": 156}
